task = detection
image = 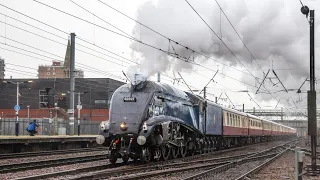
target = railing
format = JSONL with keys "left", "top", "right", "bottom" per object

{"left": 0, "top": 118, "right": 101, "bottom": 136}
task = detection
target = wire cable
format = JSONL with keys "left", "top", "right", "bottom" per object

{"left": 213, "top": 0, "right": 264, "bottom": 73}
{"left": 96, "top": 0, "right": 261, "bottom": 79}
{"left": 69, "top": 0, "right": 137, "bottom": 41}
{"left": 184, "top": 0, "right": 257, "bottom": 80}
{"left": 31, "top": 0, "right": 261, "bottom": 81}
{"left": 32, "top": 0, "right": 137, "bottom": 41}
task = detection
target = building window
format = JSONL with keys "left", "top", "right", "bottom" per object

{"left": 47, "top": 67, "right": 50, "bottom": 71}
{"left": 53, "top": 72, "right": 56, "bottom": 75}
{"left": 47, "top": 72, "right": 50, "bottom": 75}
{"left": 53, "top": 67, "right": 55, "bottom": 71}
{"left": 39, "top": 90, "right": 48, "bottom": 109}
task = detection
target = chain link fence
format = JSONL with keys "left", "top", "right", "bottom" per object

{"left": 0, "top": 118, "right": 101, "bottom": 136}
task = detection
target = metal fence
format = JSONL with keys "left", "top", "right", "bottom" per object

{"left": 0, "top": 118, "right": 101, "bottom": 136}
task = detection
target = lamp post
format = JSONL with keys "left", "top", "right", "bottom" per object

{"left": 3, "top": 80, "right": 33, "bottom": 136}
{"left": 300, "top": 4, "right": 318, "bottom": 175}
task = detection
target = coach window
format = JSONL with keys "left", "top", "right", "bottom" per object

{"left": 227, "top": 113, "right": 229, "bottom": 125}
{"left": 226, "top": 113, "right": 229, "bottom": 125}
{"left": 236, "top": 116, "right": 239, "bottom": 127}
{"left": 231, "top": 114, "right": 234, "bottom": 126}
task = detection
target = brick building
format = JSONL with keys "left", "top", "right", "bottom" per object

{"left": 0, "top": 78, "right": 125, "bottom": 121}
{"left": 37, "top": 41, "right": 84, "bottom": 79}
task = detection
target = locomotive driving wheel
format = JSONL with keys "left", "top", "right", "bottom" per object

{"left": 171, "top": 146, "right": 179, "bottom": 159}
{"left": 152, "top": 148, "right": 162, "bottom": 161}
{"left": 180, "top": 144, "right": 188, "bottom": 158}
{"left": 161, "top": 144, "right": 171, "bottom": 160}
{"left": 140, "top": 147, "right": 151, "bottom": 163}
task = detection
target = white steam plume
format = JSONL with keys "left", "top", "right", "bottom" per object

{"left": 129, "top": 0, "right": 320, "bottom": 106}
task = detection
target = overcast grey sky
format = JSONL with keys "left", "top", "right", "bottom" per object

{"left": 1, "top": 0, "right": 319, "bottom": 110}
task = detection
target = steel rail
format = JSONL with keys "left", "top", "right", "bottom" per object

{"left": 0, "top": 147, "right": 107, "bottom": 159}
{"left": 182, "top": 140, "right": 298, "bottom": 180}
{"left": 14, "top": 140, "right": 294, "bottom": 179}
{"left": 234, "top": 149, "right": 290, "bottom": 180}
{"left": 0, "top": 153, "right": 108, "bottom": 173}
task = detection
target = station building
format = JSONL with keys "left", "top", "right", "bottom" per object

{"left": 0, "top": 78, "right": 125, "bottom": 121}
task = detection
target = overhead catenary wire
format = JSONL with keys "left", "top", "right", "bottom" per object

{"left": 69, "top": 0, "right": 138, "bottom": 41}
{"left": 30, "top": 0, "right": 262, "bottom": 81}
{"left": 95, "top": 0, "right": 262, "bottom": 80}
{"left": 184, "top": 0, "right": 258, "bottom": 80}
{"left": 213, "top": 0, "right": 264, "bottom": 73}
{"left": 0, "top": 24, "right": 128, "bottom": 79}
{"left": 0, "top": 44, "right": 125, "bottom": 81}
{"left": 1, "top": 2, "right": 278, "bottom": 107}
{"left": 1, "top": 3, "right": 260, "bottom": 91}
{"left": 0, "top": 18, "right": 136, "bottom": 67}
{"left": 32, "top": 0, "right": 137, "bottom": 41}
{"left": 0, "top": 8, "right": 199, "bottom": 91}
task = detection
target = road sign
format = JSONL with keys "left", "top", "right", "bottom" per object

{"left": 14, "top": 105, "right": 20, "bottom": 112}
{"left": 77, "top": 105, "right": 82, "bottom": 110}
{"left": 67, "top": 109, "right": 74, "bottom": 114}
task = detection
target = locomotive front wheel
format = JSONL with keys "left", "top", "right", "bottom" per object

{"left": 109, "top": 151, "right": 118, "bottom": 165}
{"left": 140, "top": 147, "right": 151, "bottom": 163}
{"left": 122, "top": 156, "right": 129, "bottom": 163}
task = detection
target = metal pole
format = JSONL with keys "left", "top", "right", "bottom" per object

{"left": 90, "top": 88, "right": 92, "bottom": 121}
{"left": 157, "top": 72, "right": 160, "bottom": 82}
{"left": 295, "top": 147, "right": 300, "bottom": 180}
{"left": 49, "top": 110, "right": 52, "bottom": 135}
{"left": 203, "top": 87, "right": 207, "bottom": 135}
{"left": 15, "top": 82, "right": 19, "bottom": 136}
{"left": 69, "top": 33, "right": 76, "bottom": 135}
{"left": 27, "top": 105, "right": 30, "bottom": 120}
{"left": 308, "top": 10, "right": 318, "bottom": 173}
{"left": 242, "top": 104, "right": 244, "bottom": 112}
{"left": 77, "top": 92, "right": 80, "bottom": 136}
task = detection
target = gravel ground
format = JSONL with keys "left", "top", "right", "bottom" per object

{"left": 250, "top": 152, "right": 295, "bottom": 180}
{"left": 249, "top": 139, "right": 320, "bottom": 180}
{"left": 0, "top": 140, "right": 289, "bottom": 180}
{"left": 0, "top": 150, "right": 107, "bottom": 165}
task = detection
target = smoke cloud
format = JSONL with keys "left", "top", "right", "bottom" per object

{"left": 129, "top": 0, "right": 320, "bottom": 107}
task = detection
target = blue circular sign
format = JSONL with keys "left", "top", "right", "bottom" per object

{"left": 14, "top": 105, "right": 20, "bottom": 111}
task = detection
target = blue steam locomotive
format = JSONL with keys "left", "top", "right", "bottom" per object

{"left": 96, "top": 80, "right": 296, "bottom": 164}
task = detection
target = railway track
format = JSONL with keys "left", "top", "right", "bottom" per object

{"left": 0, "top": 147, "right": 107, "bottom": 159}
{"left": 0, "top": 153, "right": 108, "bottom": 174}
{"left": 183, "top": 140, "right": 299, "bottom": 180}
{"left": 15, "top": 139, "right": 294, "bottom": 180}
